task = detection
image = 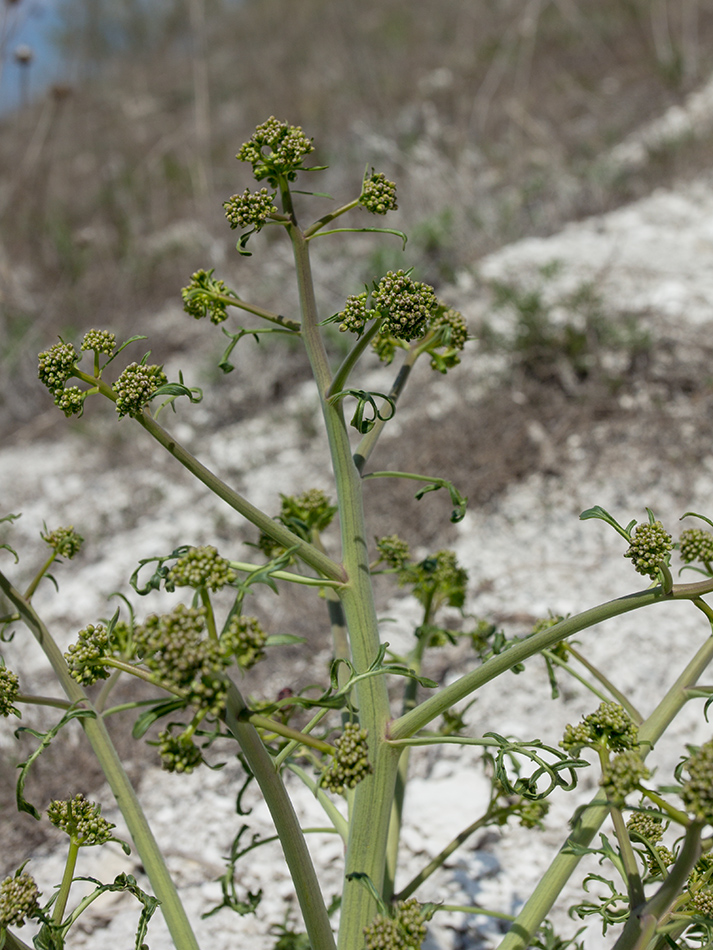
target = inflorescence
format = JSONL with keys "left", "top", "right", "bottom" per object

{"left": 81, "top": 329, "right": 116, "bottom": 356}
{"left": 223, "top": 187, "right": 278, "bottom": 231}
{"left": 363, "top": 898, "right": 430, "bottom": 950}
{"left": 112, "top": 362, "right": 168, "bottom": 418}
{"left": 237, "top": 117, "right": 314, "bottom": 185}
{"left": 0, "top": 667, "right": 20, "bottom": 718}
{"left": 681, "top": 738, "right": 713, "bottom": 824}
{"left": 41, "top": 525, "right": 84, "bottom": 559}
{"left": 322, "top": 722, "right": 373, "bottom": 794}
{"left": 679, "top": 527, "right": 713, "bottom": 571}
{"left": 65, "top": 623, "right": 111, "bottom": 686}
{"left": 0, "top": 868, "right": 40, "bottom": 929}
{"left": 167, "top": 545, "right": 236, "bottom": 591}
{"left": 359, "top": 171, "right": 398, "bottom": 215}
{"left": 181, "top": 268, "right": 234, "bottom": 324}
{"left": 561, "top": 702, "right": 639, "bottom": 754}
{"left": 47, "top": 794, "right": 116, "bottom": 847}
{"left": 624, "top": 521, "right": 673, "bottom": 579}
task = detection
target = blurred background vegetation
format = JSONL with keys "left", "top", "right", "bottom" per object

{"left": 1, "top": 0, "right": 713, "bottom": 439}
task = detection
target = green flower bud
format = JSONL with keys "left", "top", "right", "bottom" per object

{"left": 37, "top": 340, "right": 79, "bottom": 394}
{"left": 0, "top": 868, "right": 40, "bottom": 928}
{"left": 561, "top": 702, "right": 639, "bottom": 754}
{"left": 375, "top": 534, "right": 410, "bottom": 570}
{"left": 373, "top": 270, "right": 438, "bottom": 342}
{"left": 624, "top": 521, "right": 673, "bottom": 579}
{"left": 626, "top": 810, "right": 664, "bottom": 844}
{"left": 167, "top": 545, "right": 236, "bottom": 591}
{"left": 0, "top": 666, "right": 20, "bottom": 718}
{"left": 338, "top": 291, "right": 376, "bottom": 336}
{"left": 681, "top": 738, "right": 713, "bottom": 824}
{"left": 427, "top": 307, "right": 468, "bottom": 373}
{"left": 181, "top": 268, "right": 232, "bottom": 324}
{"left": 54, "top": 385, "right": 85, "bottom": 417}
{"left": 221, "top": 615, "right": 267, "bottom": 670}
{"left": 65, "top": 623, "right": 111, "bottom": 685}
{"left": 223, "top": 187, "right": 277, "bottom": 230}
{"left": 679, "top": 528, "right": 713, "bottom": 568}
{"left": 280, "top": 489, "right": 337, "bottom": 534}
{"left": 48, "top": 794, "right": 115, "bottom": 846}
{"left": 41, "top": 525, "right": 83, "bottom": 559}
{"left": 81, "top": 329, "right": 116, "bottom": 356}
{"left": 363, "top": 898, "right": 429, "bottom": 950}
{"left": 401, "top": 549, "right": 468, "bottom": 610}
{"left": 322, "top": 722, "right": 373, "bottom": 794}
{"left": 649, "top": 845, "right": 675, "bottom": 875}
{"left": 691, "top": 887, "right": 713, "bottom": 918}
{"left": 112, "top": 362, "right": 167, "bottom": 418}
{"left": 359, "top": 171, "right": 398, "bottom": 215}
{"left": 158, "top": 728, "right": 203, "bottom": 774}
{"left": 601, "top": 750, "right": 649, "bottom": 804}
{"left": 237, "top": 117, "right": 314, "bottom": 185}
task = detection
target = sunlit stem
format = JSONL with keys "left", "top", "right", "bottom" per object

{"left": 246, "top": 712, "right": 335, "bottom": 755}
{"left": 23, "top": 550, "right": 56, "bottom": 600}
{"left": 52, "top": 839, "right": 79, "bottom": 925}
{"left": 565, "top": 644, "right": 642, "bottom": 722}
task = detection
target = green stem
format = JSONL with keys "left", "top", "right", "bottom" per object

{"left": 327, "top": 320, "right": 383, "bottom": 399}
{"left": 246, "top": 712, "right": 335, "bottom": 755}
{"left": 23, "top": 551, "right": 56, "bottom": 600}
{"left": 613, "top": 821, "right": 703, "bottom": 950}
{"left": 495, "top": 618, "right": 713, "bottom": 950}
{"left": 1, "top": 931, "right": 34, "bottom": 950}
{"left": 229, "top": 561, "right": 344, "bottom": 589}
{"left": 224, "top": 683, "right": 336, "bottom": 950}
{"left": 0, "top": 571, "right": 200, "bottom": 950}
{"left": 199, "top": 587, "right": 217, "bottom": 639}
{"left": 52, "top": 839, "right": 79, "bottom": 924}
{"left": 541, "top": 650, "right": 613, "bottom": 707}
{"left": 135, "top": 413, "right": 345, "bottom": 583}
{"left": 213, "top": 292, "right": 300, "bottom": 331}
{"left": 16, "top": 692, "right": 72, "bottom": 710}
{"left": 304, "top": 198, "right": 360, "bottom": 238}
{"left": 437, "top": 904, "right": 516, "bottom": 921}
{"left": 286, "top": 763, "right": 350, "bottom": 843}
{"left": 391, "top": 584, "right": 705, "bottom": 741}
{"left": 609, "top": 804, "right": 645, "bottom": 909}
{"left": 287, "top": 211, "right": 398, "bottom": 949}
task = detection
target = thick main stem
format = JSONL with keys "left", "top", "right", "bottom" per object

{"left": 288, "top": 221, "right": 398, "bottom": 949}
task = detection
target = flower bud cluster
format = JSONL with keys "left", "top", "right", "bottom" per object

{"left": 158, "top": 728, "right": 203, "bottom": 774}
{"left": 338, "top": 291, "right": 376, "bottom": 336}
{"left": 48, "top": 794, "right": 115, "bottom": 846}
{"left": 65, "top": 623, "right": 111, "bottom": 685}
{"left": 322, "top": 722, "right": 373, "bottom": 794}
{"left": 281, "top": 489, "right": 337, "bottom": 534}
{"left": 601, "top": 750, "right": 649, "bottom": 804}
{"left": 649, "top": 846, "right": 675, "bottom": 874}
{"left": 54, "top": 385, "right": 85, "bottom": 417}
{"left": 0, "top": 868, "right": 40, "bottom": 928}
{"left": 372, "top": 270, "right": 439, "bottom": 342}
{"left": 401, "top": 549, "right": 468, "bottom": 611}
{"left": 679, "top": 528, "right": 713, "bottom": 568}
{"left": 691, "top": 888, "right": 713, "bottom": 918}
{"left": 515, "top": 797, "right": 550, "bottom": 829}
{"left": 167, "top": 546, "right": 236, "bottom": 591}
{"left": 181, "top": 269, "right": 232, "bottom": 324}
{"left": 681, "top": 738, "right": 713, "bottom": 824}
{"left": 223, "top": 187, "right": 277, "bottom": 230}
{"left": 81, "top": 329, "right": 116, "bottom": 355}
{"left": 376, "top": 534, "right": 411, "bottom": 570}
{"left": 0, "top": 666, "right": 20, "bottom": 718}
{"left": 363, "top": 899, "right": 428, "bottom": 950}
{"left": 624, "top": 521, "right": 673, "bottom": 579}
{"left": 237, "top": 117, "right": 314, "bottom": 184}
{"left": 222, "top": 615, "right": 267, "bottom": 670}
{"left": 37, "top": 340, "right": 78, "bottom": 393}
{"left": 41, "top": 525, "right": 83, "bottom": 559}
{"left": 112, "top": 362, "right": 167, "bottom": 418}
{"left": 359, "top": 171, "right": 398, "bottom": 215}
{"left": 428, "top": 308, "right": 468, "bottom": 372}
{"left": 135, "top": 604, "right": 229, "bottom": 712}
{"left": 626, "top": 811, "right": 664, "bottom": 843}
{"left": 560, "top": 702, "right": 639, "bottom": 754}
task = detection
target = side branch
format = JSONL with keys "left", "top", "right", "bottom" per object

{"left": 136, "top": 413, "right": 346, "bottom": 584}
{"left": 390, "top": 583, "right": 713, "bottom": 741}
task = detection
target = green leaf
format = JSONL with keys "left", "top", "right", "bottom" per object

{"left": 579, "top": 506, "right": 634, "bottom": 541}
{"left": 132, "top": 698, "right": 188, "bottom": 739}
{"left": 681, "top": 510, "right": 713, "bottom": 529}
